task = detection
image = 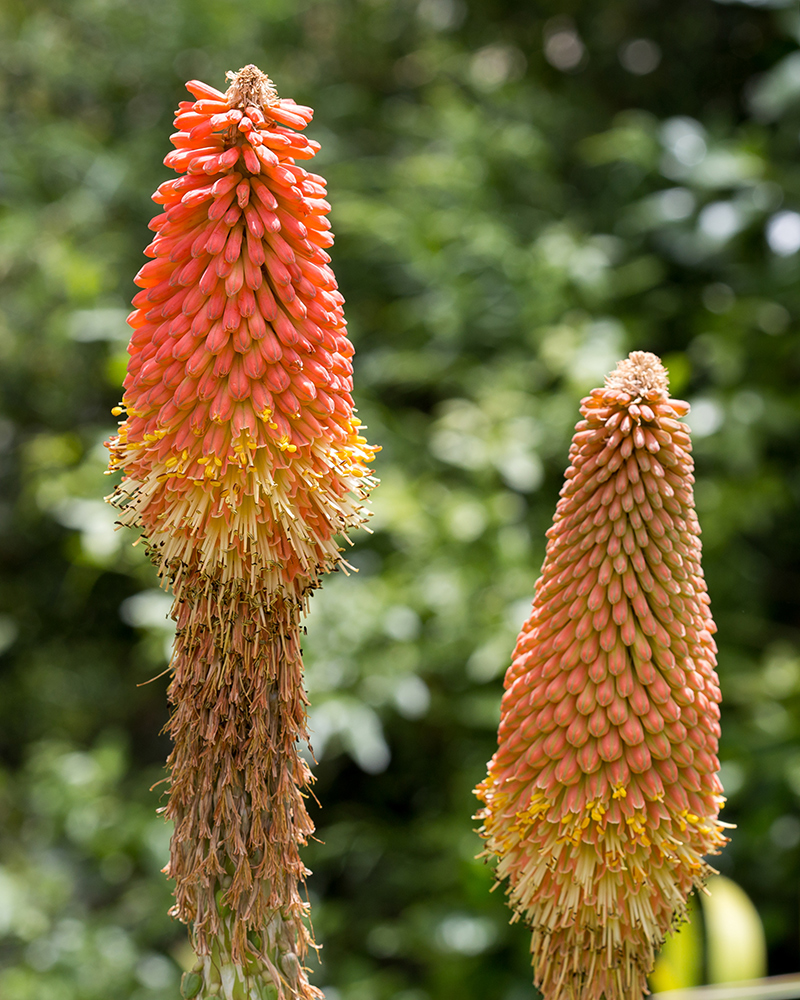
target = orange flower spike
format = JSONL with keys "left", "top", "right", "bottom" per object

{"left": 106, "top": 66, "right": 377, "bottom": 1000}
{"left": 474, "top": 352, "right": 729, "bottom": 1000}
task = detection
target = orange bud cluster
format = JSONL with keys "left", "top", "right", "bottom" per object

{"left": 475, "top": 353, "right": 728, "bottom": 1000}
{"left": 106, "top": 66, "right": 376, "bottom": 1000}
{"left": 108, "top": 65, "right": 375, "bottom": 593}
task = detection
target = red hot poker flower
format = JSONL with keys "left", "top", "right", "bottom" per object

{"left": 106, "top": 66, "right": 377, "bottom": 1000}
{"left": 474, "top": 352, "right": 728, "bottom": 1000}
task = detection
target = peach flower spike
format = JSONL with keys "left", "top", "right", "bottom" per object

{"left": 474, "top": 352, "right": 729, "bottom": 1000}
{"left": 106, "top": 66, "right": 377, "bottom": 1000}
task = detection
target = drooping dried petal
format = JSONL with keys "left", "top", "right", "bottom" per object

{"left": 474, "top": 351, "right": 728, "bottom": 1000}
{"left": 106, "top": 65, "right": 377, "bottom": 1000}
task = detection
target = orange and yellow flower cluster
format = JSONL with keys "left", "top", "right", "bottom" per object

{"left": 475, "top": 352, "right": 728, "bottom": 1000}
{"left": 107, "top": 66, "right": 377, "bottom": 1000}
{"left": 108, "top": 65, "right": 375, "bottom": 594}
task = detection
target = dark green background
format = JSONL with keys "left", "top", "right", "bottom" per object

{"left": 2, "top": 1, "right": 800, "bottom": 997}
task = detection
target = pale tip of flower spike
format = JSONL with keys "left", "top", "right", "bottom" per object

{"left": 605, "top": 350, "right": 669, "bottom": 398}
{"left": 225, "top": 64, "right": 279, "bottom": 111}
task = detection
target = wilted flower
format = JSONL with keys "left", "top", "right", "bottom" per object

{"left": 106, "top": 66, "right": 377, "bottom": 1000}
{"left": 475, "top": 352, "right": 728, "bottom": 1000}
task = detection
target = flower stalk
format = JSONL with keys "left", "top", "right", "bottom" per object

{"left": 474, "top": 352, "right": 728, "bottom": 1000}
{"left": 106, "top": 66, "right": 377, "bottom": 1000}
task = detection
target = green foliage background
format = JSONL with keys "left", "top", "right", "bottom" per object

{"left": 2, "top": 0, "right": 800, "bottom": 997}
